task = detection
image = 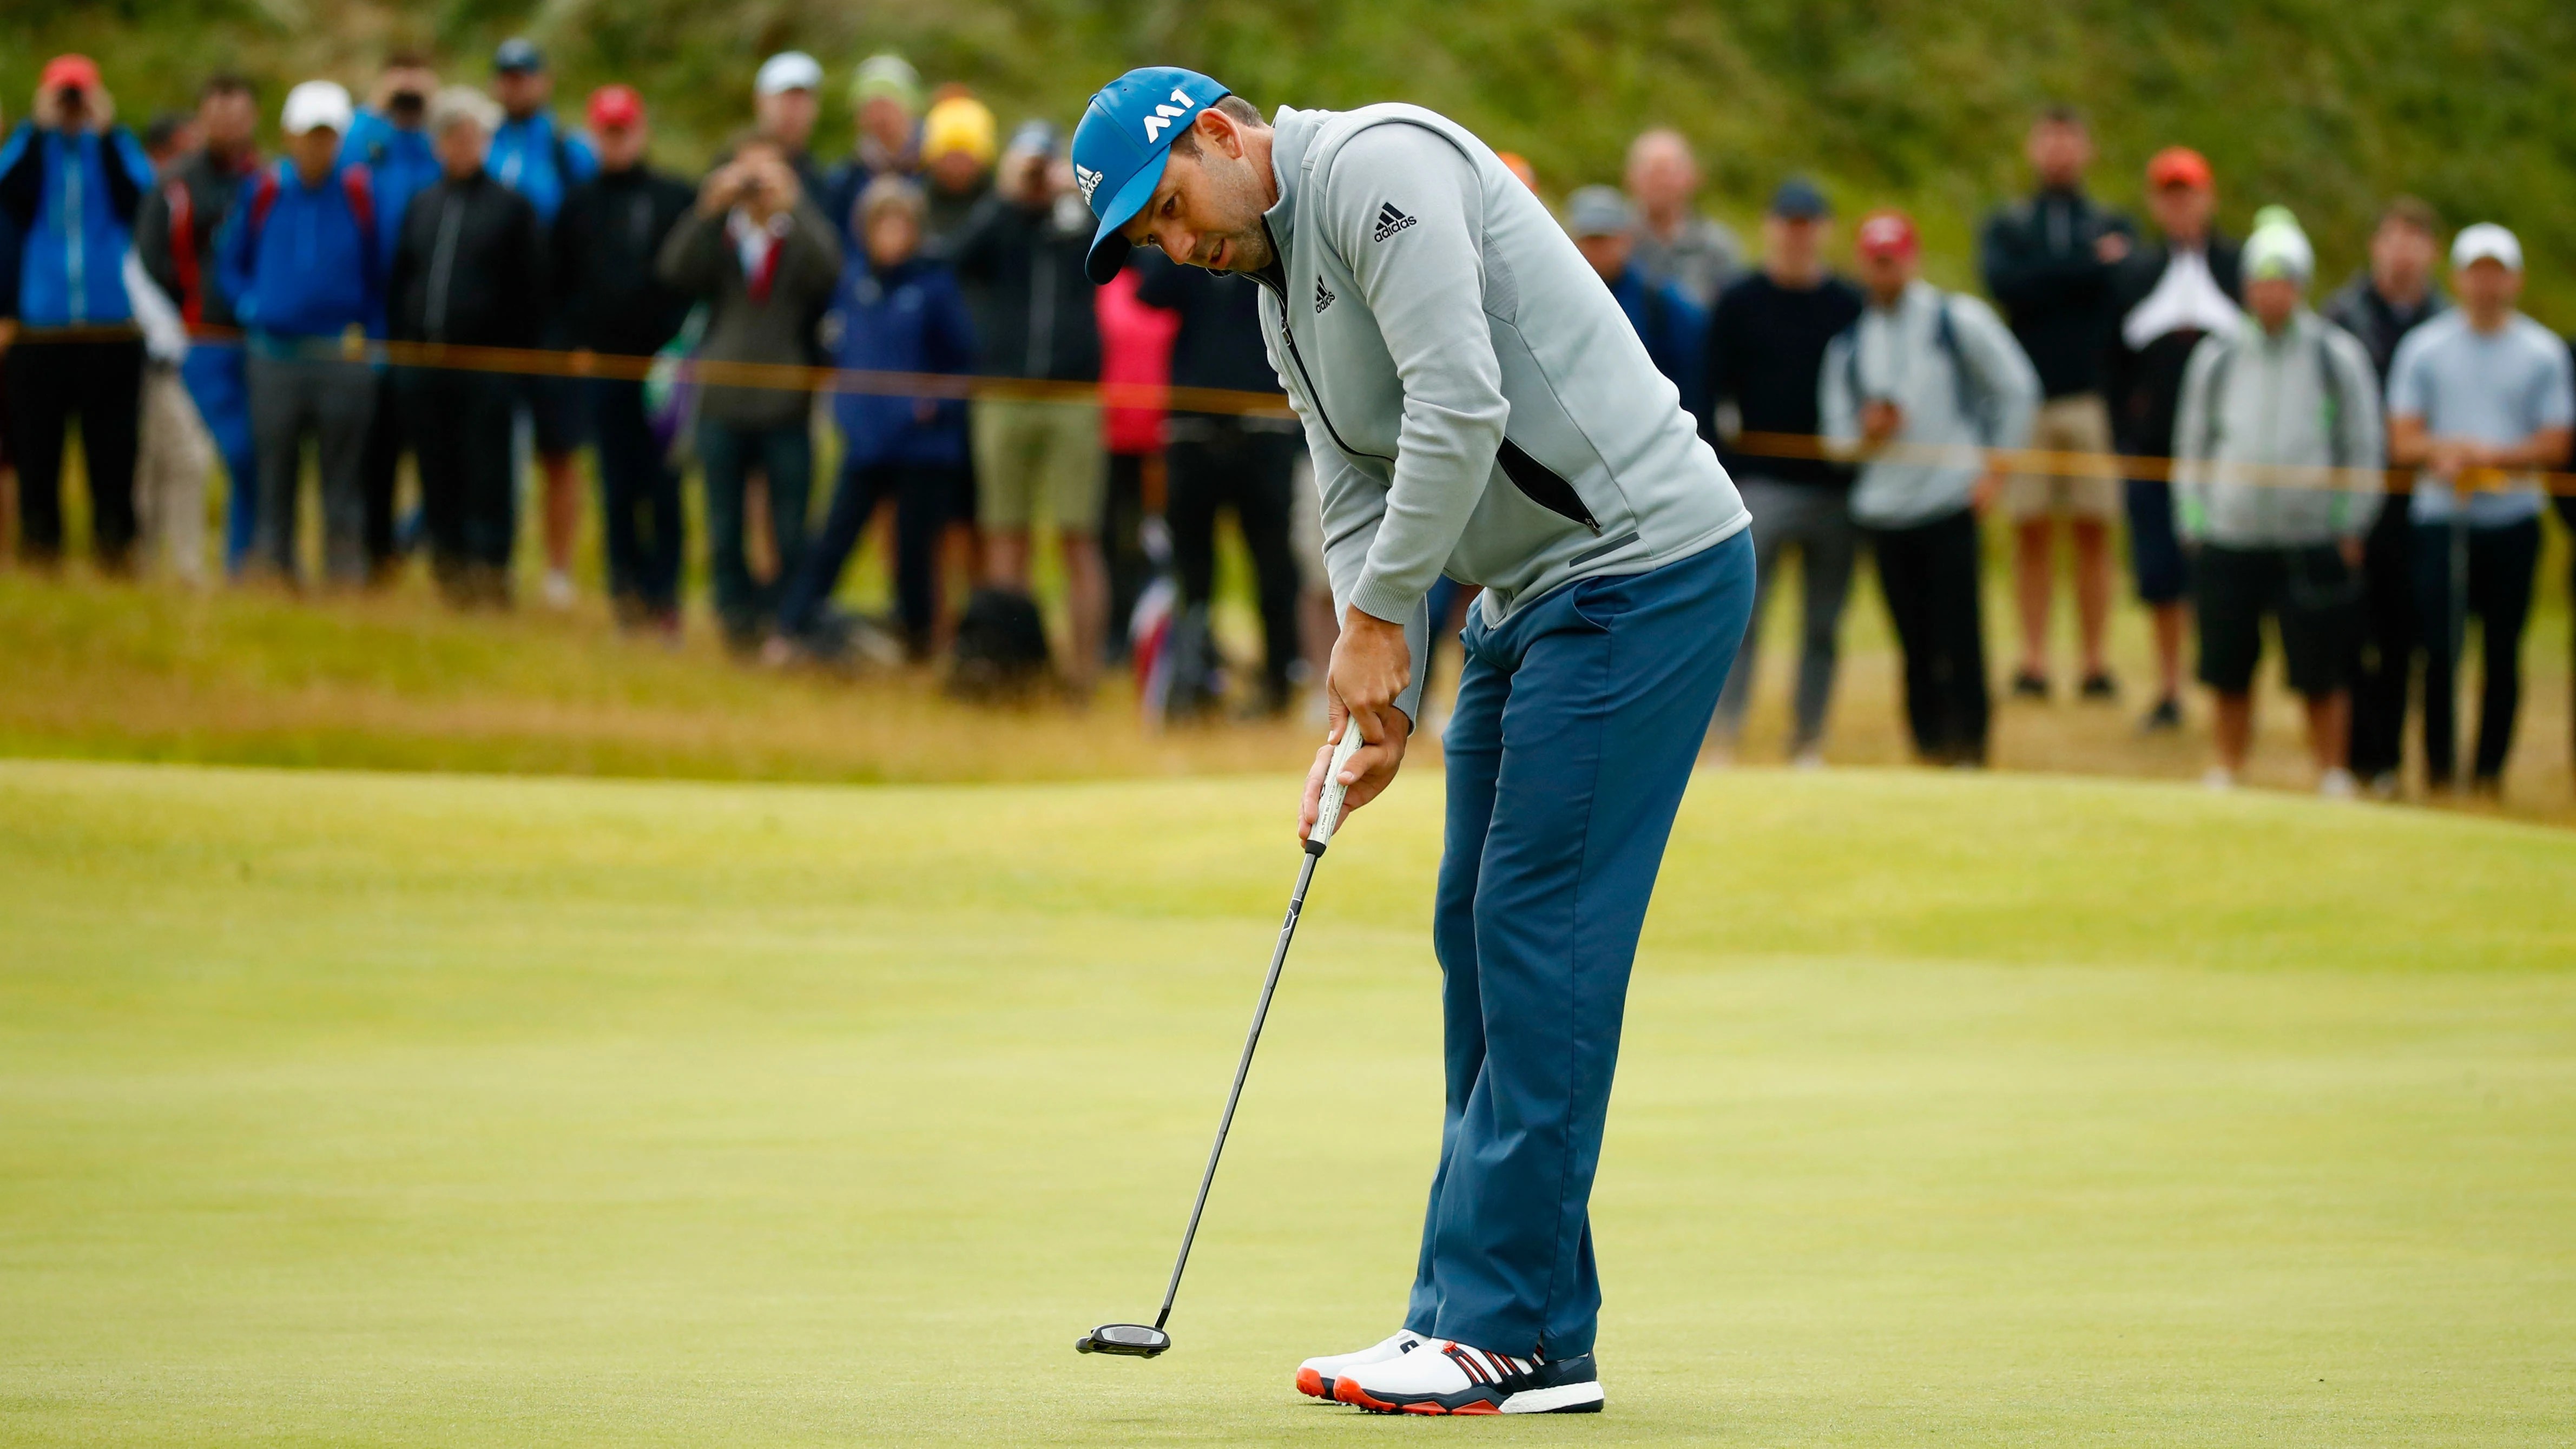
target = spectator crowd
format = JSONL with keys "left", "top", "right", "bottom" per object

{"left": 2, "top": 49, "right": 2573, "bottom": 796}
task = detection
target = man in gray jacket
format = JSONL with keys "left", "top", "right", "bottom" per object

{"left": 1074, "top": 67, "right": 1755, "bottom": 1415}
{"left": 1822, "top": 209, "right": 2039, "bottom": 766}
{"left": 2171, "top": 220, "right": 2383, "bottom": 794}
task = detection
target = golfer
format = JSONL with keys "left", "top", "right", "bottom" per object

{"left": 1074, "top": 69, "right": 1755, "bottom": 1415}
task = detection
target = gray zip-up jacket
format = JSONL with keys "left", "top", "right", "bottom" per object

{"left": 2171, "top": 309, "right": 2383, "bottom": 548}
{"left": 1253, "top": 103, "right": 1749, "bottom": 721}
{"left": 1819, "top": 280, "right": 2039, "bottom": 529}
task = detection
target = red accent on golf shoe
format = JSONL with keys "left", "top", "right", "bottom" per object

{"left": 1296, "top": 1367, "right": 1327, "bottom": 1399}
{"left": 1334, "top": 1376, "right": 1398, "bottom": 1412}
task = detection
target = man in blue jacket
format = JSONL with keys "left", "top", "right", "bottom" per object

{"left": 486, "top": 37, "right": 598, "bottom": 608}
{"left": 771, "top": 176, "right": 978, "bottom": 661}
{"left": 0, "top": 55, "right": 156, "bottom": 570}
{"left": 216, "top": 81, "right": 382, "bottom": 587}
{"left": 1565, "top": 185, "right": 1705, "bottom": 405}
{"left": 342, "top": 50, "right": 443, "bottom": 575}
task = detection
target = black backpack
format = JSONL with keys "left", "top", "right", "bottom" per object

{"left": 949, "top": 588, "right": 1053, "bottom": 701}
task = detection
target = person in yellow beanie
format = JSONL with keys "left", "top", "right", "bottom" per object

{"left": 920, "top": 94, "right": 996, "bottom": 245}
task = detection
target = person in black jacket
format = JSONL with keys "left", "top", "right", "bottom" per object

{"left": 387, "top": 88, "right": 545, "bottom": 607}
{"left": 1978, "top": 105, "right": 2137, "bottom": 705}
{"left": 949, "top": 121, "right": 1108, "bottom": 694}
{"left": 1133, "top": 249, "right": 1302, "bottom": 716}
{"left": 2106, "top": 146, "right": 2241, "bottom": 732}
{"left": 555, "top": 86, "right": 694, "bottom": 635}
{"left": 1698, "top": 179, "right": 1865, "bottom": 762}
{"left": 2322, "top": 197, "right": 2447, "bottom": 795}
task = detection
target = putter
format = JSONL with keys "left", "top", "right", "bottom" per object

{"left": 1078, "top": 727, "right": 1369, "bottom": 1359}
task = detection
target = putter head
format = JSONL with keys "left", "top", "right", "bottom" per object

{"left": 1076, "top": 1323, "right": 1171, "bottom": 1358}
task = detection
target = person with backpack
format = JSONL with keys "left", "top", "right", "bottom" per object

{"left": 554, "top": 85, "right": 695, "bottom": 637}
{"left": 387, "top": 87, "right": 546, "bottom": 607}
{"left": 136, "top": 73, "right": 263, "bottom": 575}
{"left": 214, "top": 81, "right": 383, "bottom": 587}
{"left": 2171, "top": 219, "right": 2384, "bottom": 795}
{"left": 0, "top": 55, "right": 156, "bottom": 571}
{"left": 1822, "top": 209, "right": 2039, "bottom": 767}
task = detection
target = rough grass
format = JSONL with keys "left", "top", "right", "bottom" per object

{"left": 2, "top": 759, "right": 2571, "bottom": 1445}
{"left": 3, "top": 542, "right": 2569, "bottom": 822}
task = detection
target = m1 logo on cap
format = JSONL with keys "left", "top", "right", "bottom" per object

{"left": 1141, "top": 88, "right": 1198, "bottom": 143}
{"left": 1074, "top": 163, "right": 1103, "bottom": 206}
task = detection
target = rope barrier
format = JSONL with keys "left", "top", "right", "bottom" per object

{"left": 10, "top": 321, "right": 2573, "bottom": 497}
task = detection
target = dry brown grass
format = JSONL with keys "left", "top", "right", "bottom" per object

{"left": 2, "top": 547, "right": 2570, "bottom": 826}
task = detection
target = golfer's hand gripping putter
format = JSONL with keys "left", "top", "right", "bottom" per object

{"left": 1077, "top": 727, "right": 1368, "bottom": 1359}
{"left": 1307, "top": 724, "right": 1366, "bottom": 855}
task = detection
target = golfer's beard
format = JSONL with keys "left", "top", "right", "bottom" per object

{"left": 1201, "top": 225, "right": 1273, "bottom": 273}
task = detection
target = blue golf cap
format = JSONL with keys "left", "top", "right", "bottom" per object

{"left": 1072, "top": 67, "right": 1234, "bottom": 284}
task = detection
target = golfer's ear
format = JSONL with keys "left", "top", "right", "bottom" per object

{"left": 1196, "top": 108, "right": 1237, "bottom": 159}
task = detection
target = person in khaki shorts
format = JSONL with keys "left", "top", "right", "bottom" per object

{"left": 1980, "top": 106, "right": 2136, "bottom": 701}
{"left": 952, "top": 121, "right": 1110, "bottom": 692}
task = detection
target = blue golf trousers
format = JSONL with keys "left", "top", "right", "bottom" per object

{"left": 1402, "top": 528, "right": 1754, "bottom": 1360}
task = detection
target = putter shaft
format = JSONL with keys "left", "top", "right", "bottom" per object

{"left": 1154, "top": 847, "right": 1321, "bottom": 1331}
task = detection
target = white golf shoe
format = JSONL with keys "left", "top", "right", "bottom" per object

{"left": 1294, "top": 1329, "right": 1425, "bottom": 1400}
{"left": 1332, "top": 1338, "right": 1604, "bottom": 1415}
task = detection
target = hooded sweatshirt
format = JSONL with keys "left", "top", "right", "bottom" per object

{"left": 2171, "top": 308, "right": 2384, "bottom": 547}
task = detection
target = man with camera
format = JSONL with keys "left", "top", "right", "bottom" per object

{"left": 0, "top": 55, "right": 157, "bottom": 571}
{"left": 656, "top": 134, "right": 840, "bottom": 652}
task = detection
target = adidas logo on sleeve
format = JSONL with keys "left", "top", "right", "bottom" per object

{"left": 1372, "top": 202, "right": 1417, "bottom": 242}
{"left": 1314, "top": 278, "right": 1337, "bottom": 313}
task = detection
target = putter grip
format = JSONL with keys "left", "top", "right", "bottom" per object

{"left": 1308, "top": 727, "right": 1368, "bottom": 852}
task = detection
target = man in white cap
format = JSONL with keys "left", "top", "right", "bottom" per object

{"left": 213, "top": 78, "right": 383, "bottom": 587}
{"left": 2386, "top": 223, "right": 2575, "bottom": 795}
{"left": 2169, "top": 214, "right": 2383, "bottom": 794}
{"left": 754, "top": 51, "right": 828, "bottom": 201}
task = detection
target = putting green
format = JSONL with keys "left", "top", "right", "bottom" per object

{"left": 2, "top": 759, "right": 2571, "bottom": 1446}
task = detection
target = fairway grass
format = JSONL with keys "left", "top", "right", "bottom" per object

{"left": 3, "top": 760, "right": 2571, "bottom": 1445}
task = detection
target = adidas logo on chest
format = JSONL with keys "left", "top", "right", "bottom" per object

{"left": 1314, "top": 278, "right": 1336, "bottom": 314}
{"left": 1372, "top": 202, "right": 1417, "bottom": 242}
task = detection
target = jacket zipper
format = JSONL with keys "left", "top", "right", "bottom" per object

{"left": 1255, "top": 225, "right": 1599, "bottom": 535}
{"left": 425, "top": 192, "right": 465, "bottom": 343}
{"left": 65, "top": 140, "right": 87, "bottom": 324}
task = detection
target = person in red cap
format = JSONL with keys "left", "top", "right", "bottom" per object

{"left": 554, "top": 85, "right": 697, "bottom": 636}
{"left": 2107, "top": 144, "right": 2242, "bottom": 734}
{"left": 0, "top": 55, "right": 158, "bottom": 571}
{"left": 1824, "top": 207, "right": 2040, "bottom": 766}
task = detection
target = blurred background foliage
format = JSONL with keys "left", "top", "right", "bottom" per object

{"left": 3, "top": 0, "right": 2572, "bottom": 312}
